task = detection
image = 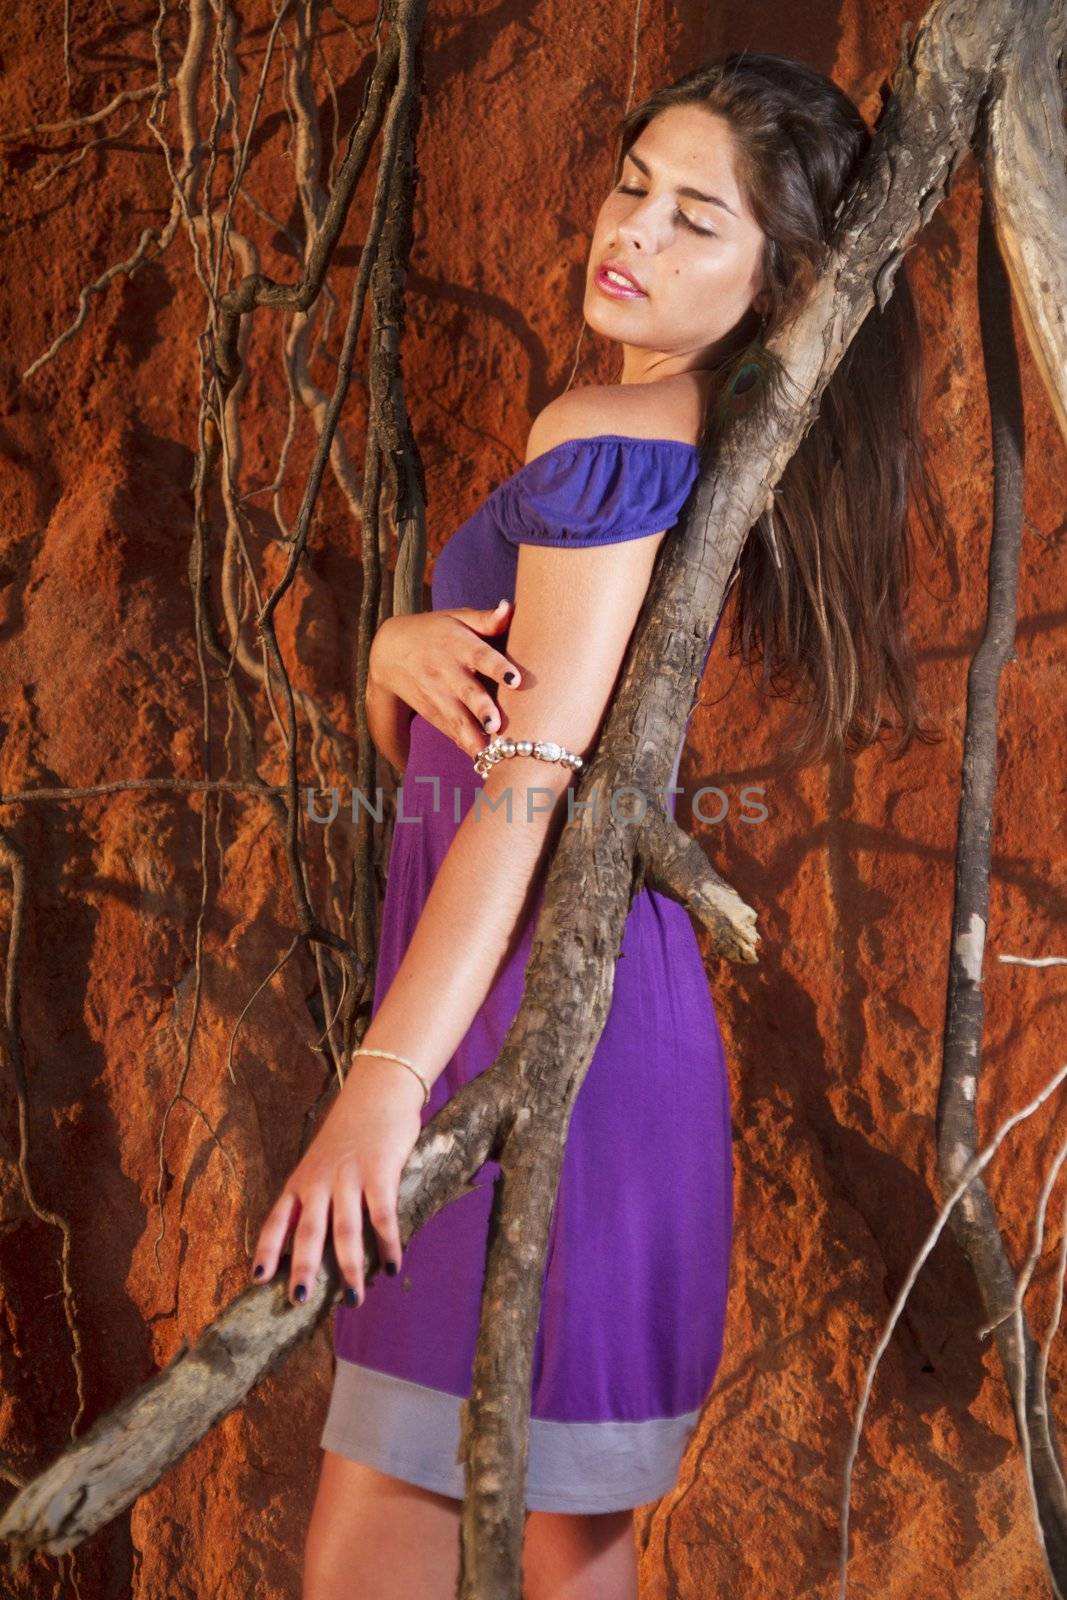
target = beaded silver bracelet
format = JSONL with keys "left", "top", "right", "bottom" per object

{"left": 351, "top": 1047, "right": 430, "bottom": 1107}
{"left": 473, "top": 735, "right": 584, "bottom": 780}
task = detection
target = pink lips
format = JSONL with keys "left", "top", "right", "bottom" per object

{"left": 595, "top": 263, "right": 647, "bottom": 299}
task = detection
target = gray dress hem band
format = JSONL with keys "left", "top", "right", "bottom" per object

{"left": 319, "top": 1357, "right": 700, "bottom": 1514}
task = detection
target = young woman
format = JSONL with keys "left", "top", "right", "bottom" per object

{"left": 252, "top": 52, "right": 940, "bottom": 1600}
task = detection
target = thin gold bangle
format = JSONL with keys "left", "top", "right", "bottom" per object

{"left": 351, "top": 1047, "right": 430, "bottom": 1107}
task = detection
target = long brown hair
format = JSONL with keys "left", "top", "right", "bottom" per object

{"left": 614, "top": 52, "right": 946, "bottom": 766}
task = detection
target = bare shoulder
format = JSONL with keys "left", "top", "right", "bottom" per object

{"left": 523, "top": 377, "right": 708, "bottom": 466}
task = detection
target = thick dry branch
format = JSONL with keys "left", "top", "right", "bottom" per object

{"left": 638, "top": 807, "right": 760, "bottom": 963}
{"left": 983, "top": 5, "right": 1067, "bottom": 443}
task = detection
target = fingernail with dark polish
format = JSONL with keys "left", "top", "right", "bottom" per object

{"left": 253, "top": 1264, "right": 265, "bottom": 1280}
{"left": 293, "top": 1283, "right": 307, "bottom": 1303}
{"left": 343, "top": 1286, "right": 359, "bottom": 1307}
{"left": 385, "top": 1261, "right": 398, "bottom": 1277}
{"left": 505, "top": 671, "right": 518, "bottom": 685}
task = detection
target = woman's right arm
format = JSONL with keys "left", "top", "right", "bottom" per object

{"left": 366, "top": 656, "right": 416, "bottom": 775}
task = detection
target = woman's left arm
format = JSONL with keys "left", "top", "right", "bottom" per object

{"left": 360, "top": 520, "right": 671, "bottom": 1090}
{"left": 252, "top": 419, "right": 682, "bottom": 1301}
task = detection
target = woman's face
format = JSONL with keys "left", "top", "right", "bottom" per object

{"left": 584, "top": 102, "right": 769, "bottom": 385}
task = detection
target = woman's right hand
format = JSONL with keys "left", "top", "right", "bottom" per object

{"left": 251, "top": 1054, "right": 427, "bottom": 1305}
{"left": 369, "top": 600, "right": 523, "bottom": 760}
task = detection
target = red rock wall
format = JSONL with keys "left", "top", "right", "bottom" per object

{"left": 1, "top": 0, "right": 1065, "bottom": 1596}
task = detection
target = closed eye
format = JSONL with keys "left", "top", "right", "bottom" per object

{"left": 614, "top": 183, "right": 717, "bottom": 238}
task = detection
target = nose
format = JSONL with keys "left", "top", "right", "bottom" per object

{"left": 616, "top": 211, "right": 649, "bottom": 253}
{"left": 614, "top": 189, "right": 670, "bottom": 255}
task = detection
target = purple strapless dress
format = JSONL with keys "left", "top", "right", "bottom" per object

{"left": 320, "top": 434, "right": 733, "bottom": 1512}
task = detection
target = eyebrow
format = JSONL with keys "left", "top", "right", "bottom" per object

{"left": 623, "top": 149, "right": 739, "bottom": 218}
